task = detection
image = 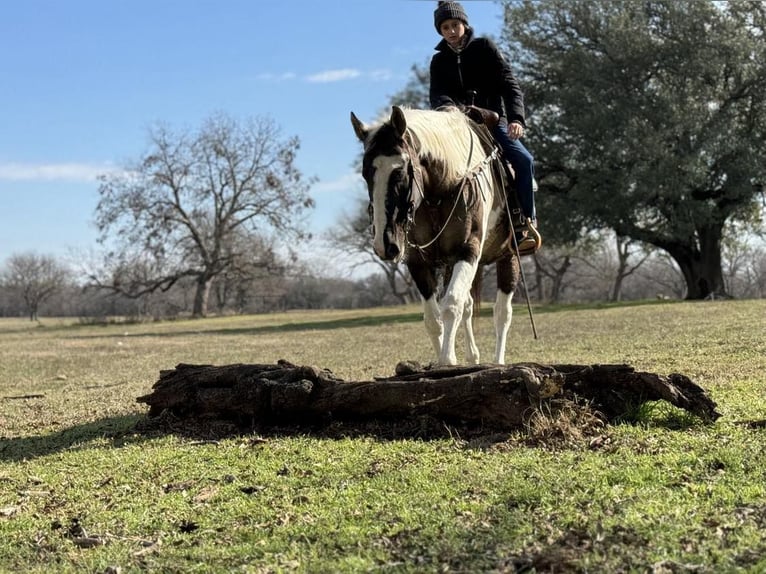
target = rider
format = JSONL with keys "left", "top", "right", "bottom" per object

{"left": 429, "top": 0, "right": 540, "bottom": 255}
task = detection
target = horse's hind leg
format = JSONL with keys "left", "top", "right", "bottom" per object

{"left": 493, "top": 253, "right": 521, "bottom": 364}
{"left": 493, "top": 291, "right": 513, "bottom": 364}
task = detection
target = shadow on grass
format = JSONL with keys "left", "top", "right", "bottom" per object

{"left": 0, "top": 404, "right": 705, "bottom": 464}
{"left": 129, "top": 407, "right": 701, "bottom": 447}
{"left": 0, "top": 415, "right": 149, "bottom": 462}
{"left": 0, "top": 411, "right": 515, "bottom": 462}
{"left": 66, "top": 312, "right": 425, "bottom": 340}
{"left": 37, "top": 299, "right": 687, "bottom": 340}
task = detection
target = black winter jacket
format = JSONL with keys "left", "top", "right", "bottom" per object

{"left": 429, "top": 29, "right": 526, "bottom": 127}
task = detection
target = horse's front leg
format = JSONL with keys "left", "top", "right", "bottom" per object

{"left": 461, "top": 292, "right": 480, "bottom": 364}
{"left": 409, "top": 262, "right": 443, "bottom": 361}
{"left": 423, "top": 296, "right": 443, "bottom": 359}
{"left": 440, "top": 259, "right": 479, "bottom": 365}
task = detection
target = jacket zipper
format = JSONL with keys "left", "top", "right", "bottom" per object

{"left": 456, "top": 53, "right": 464, "bottom": 94}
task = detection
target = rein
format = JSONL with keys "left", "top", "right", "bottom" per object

{"left": 405, "top": 129, "right": 498, "bottom": 252}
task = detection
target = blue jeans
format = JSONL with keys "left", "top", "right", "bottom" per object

{"left": 492, "top": 118, "right": 536, "bottom": 221}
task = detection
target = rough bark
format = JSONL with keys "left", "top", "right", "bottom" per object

{"left": 137, "top": 360, "right": 720, "bottom": 430}
{"left": 192, "top": 274, "right": 214, "bottom": 318}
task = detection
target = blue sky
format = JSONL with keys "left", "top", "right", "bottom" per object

{"left": 0, "top": 0, "right": 503, "bottom": 274}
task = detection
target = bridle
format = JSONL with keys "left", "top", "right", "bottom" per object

{"left": 401, "top": 133, "right": 425, "bottom": 227}
{"left": 366, "top": 125, "right": 499, "bottom": 253}
{"left": 366, "top": 132, "right": 425, "bottom": 239}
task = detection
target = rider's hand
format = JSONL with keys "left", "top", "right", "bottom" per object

{"left": 508, "top": 121, "right": 525, "bottom": 140}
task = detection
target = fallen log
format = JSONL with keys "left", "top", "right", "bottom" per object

{"left": 136, "top": 360, "right": 720, "bottom": 431}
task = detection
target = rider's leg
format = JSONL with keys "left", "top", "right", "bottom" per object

{"left": 492, "top": 119, "right": 535, "bottom": 222}
{"left": 492, "top": 119, "right": 540, "bottom": 253}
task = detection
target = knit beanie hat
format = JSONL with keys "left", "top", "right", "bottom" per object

{"left": 434, "top": 1, "right": 469, "bottom": 34}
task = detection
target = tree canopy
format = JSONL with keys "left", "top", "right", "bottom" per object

{"left": 93, "top": 113, "right": 315, "bottom": 317}
{"left": 502, "top": 0, "right": 766, "bottom": 298}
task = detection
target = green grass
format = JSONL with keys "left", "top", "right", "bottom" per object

{"left": 1, "top": 299, "right": 765, "bottom": 573}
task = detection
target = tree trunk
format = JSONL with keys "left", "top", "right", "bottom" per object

{"left": 610, "top": 235, "right": 630, "bottom": 302}
{"left": 670, "top": 226, "right": 727, "bottom": 300}
{"left": 137, "top": 360, "right": 720, "bottom": 431}
{"left": 533, "top": 256, "right": 545, "bottom": 301}
{"left": 547, "top": 255, "right": 572, "bottom": 303}
{"left": 192, "top": 275, "right": 214, "bottom": 318}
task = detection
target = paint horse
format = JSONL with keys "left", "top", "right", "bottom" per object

{"left": 350, "top": 105, "right": 521, "bottom": 365}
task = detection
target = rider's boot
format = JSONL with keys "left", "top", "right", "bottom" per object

{"left": 514, "top": 218, "right": 541, "bottom": 256}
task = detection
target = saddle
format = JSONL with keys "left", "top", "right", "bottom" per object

{"left": 464, "top": 105, "right": 500, "bottom": 131}
{"left": 462, "top": 105, "right": 541, "bottom": 256}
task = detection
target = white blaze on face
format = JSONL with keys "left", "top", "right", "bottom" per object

{"left": 371, "top": 154, "right": 406, "bottom": 258}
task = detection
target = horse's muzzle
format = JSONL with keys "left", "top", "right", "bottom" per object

{"left": 384, "top": 242, "right": 401, "bottom": 261}
{"left": 374, "top": 227, "right": 403, "bottom": 261}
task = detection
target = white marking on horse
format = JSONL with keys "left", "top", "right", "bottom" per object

{"left": 370, "top": 154, "right": 404, "bottom": 259}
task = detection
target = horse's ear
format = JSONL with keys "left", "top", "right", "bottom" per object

{"left": 391, "top": 106, "right": 407, "bottom": 139}
{"left": 350, "top": 112, "right": 368, "bottom": 142}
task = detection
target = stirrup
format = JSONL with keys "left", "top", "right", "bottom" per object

{"left": 515, "top": 223, "right": 542, "bottom": 256}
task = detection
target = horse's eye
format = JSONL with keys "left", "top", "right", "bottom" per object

{"left": 391, "top": 169, "right": 407, "bottom": 187}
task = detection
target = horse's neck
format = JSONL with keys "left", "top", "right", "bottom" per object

{"left": 421, "top": 158, "right": 462, "bottom": 201}
{"left": 411, "top": 114, "right": 497, "bottom": 199}
{"left": 468, "top": 122, "right": 497, "bottom": 156}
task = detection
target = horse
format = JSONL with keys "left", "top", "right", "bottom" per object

{"left": 350, "top": 105, "right": 521, "bottom": 365}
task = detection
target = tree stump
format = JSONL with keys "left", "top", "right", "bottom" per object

{"left": 136, "top": 360, "right": 720, "bottom": 431}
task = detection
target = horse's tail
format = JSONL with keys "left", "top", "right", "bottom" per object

{"left": 471, "top": 265, "right": 483, "bottom": 324}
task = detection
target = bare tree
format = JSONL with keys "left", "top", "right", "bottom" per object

{"left": 569, "top": 232, "right": 653, "bottom": 302}
{"left": 608, "top": 235, "right": 653, "bottom": 302}
{"left": 212, "top": 232, "right": 285, "bottom": 313}
{"left": 1, "top": 253, "right": 70, "bottom": 321}
{"left": 92, "top": 113, "right": 315, "bottom": 317}
{"left": 532, "top": 251, "right": 573, "bottom": 303}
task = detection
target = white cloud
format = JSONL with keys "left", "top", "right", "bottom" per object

{"left": 255, "top": 72, "right": 297, "bottom": 82}
{"left": 305, "top": 68, "right": 362, "bottom": 83}
{"left": 312, "top": 171, "right": 364, "bottom": 194}
{"left": 0, "top": 162, "right": 120, "bottom": 182}
{"left": 368, "top": 69, "right": 393, "bottom": 82}
{"left": 255, "top": 68, "right": 394, "bottom": 84}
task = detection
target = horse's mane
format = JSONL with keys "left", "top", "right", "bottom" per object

{"left": 400, "top": 108, "right": 487, "bottom": 183}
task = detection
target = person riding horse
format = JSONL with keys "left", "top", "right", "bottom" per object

{"left": 350, "top": 106, "right": 523, "bottom": 365}
{"left": 430, "top": 0, "right": 541, "bottom": 255}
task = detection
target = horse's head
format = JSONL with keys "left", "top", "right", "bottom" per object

{"left": 350, "top": 106, "right": 423, "bottom": 262}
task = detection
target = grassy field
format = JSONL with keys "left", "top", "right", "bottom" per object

{"left": 1, "top": 299, "right": 765, "bottom": 573}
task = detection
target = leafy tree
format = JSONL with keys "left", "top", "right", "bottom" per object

{"left": 391, "top": 62, "right": 431, "bottom": 109}
{"left": 1, "top": 253, "right": 70, "bottom": 321}
{"left": 93, "top": 113, "right": 315, "bottom": 317}
{"left": 502, "top": 0, "right": 766, "bottom": 298}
